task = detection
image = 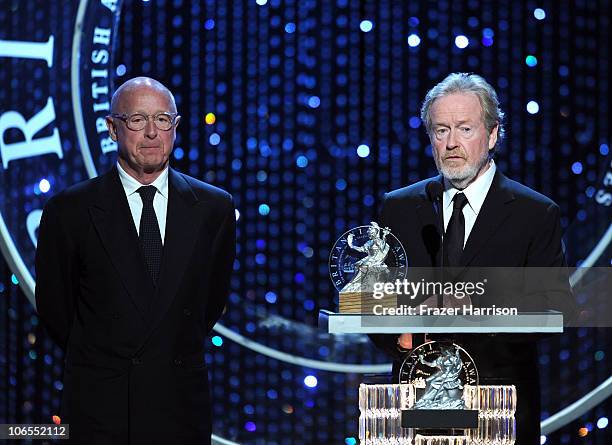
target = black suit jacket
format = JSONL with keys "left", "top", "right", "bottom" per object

{"left": 35, "top": 167, "right": 235, "bottom": 445}
{"left": 371, "top": 170, "right": 568, "bottom": 444}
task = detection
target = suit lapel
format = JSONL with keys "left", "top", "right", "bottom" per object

{"left": 88, "top": 168, "right": 154, "bottom": 324}
{"left": 460, "top": 171, "right": 515, "bottom": 267}
{"left": 147, "top": 169, "right": 206, "bottom": 331}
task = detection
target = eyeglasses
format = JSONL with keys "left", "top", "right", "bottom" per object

{"left": 109, "top": 112, "right": 180, "bottom": 131}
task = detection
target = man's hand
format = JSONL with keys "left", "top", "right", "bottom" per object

{"left": 397, "top": 333, "right": 413, "bottom": 350}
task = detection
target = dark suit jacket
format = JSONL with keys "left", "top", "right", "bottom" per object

{"left": 35, "top": 167, "right": 235, "bottom": 445}
{"left": 370, "top": 170, "right": 568, "bottom": 444}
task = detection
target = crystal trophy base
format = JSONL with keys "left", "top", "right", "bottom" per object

{"left": 401, "top": 409, "right": 478, "bottom": 428}
{"left": 358, "top": 384, "right": 516, "bottom": 445}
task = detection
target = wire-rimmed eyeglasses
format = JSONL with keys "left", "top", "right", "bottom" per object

{"left": 109, "top": 112, "right": 180, "bottom": 131}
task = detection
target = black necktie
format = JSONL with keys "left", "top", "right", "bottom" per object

{"left": 137, "top": 186, "right": 162, "bottom": 285}
{"left": 444, "top": 193, "right": 469, "bottom": 267}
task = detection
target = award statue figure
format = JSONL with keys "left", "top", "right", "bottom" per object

{"left": 340, "top": 222, "right": 392, "bottom": 294}
{"left": 414, "top": 346, "right": 465, "bottom": 409}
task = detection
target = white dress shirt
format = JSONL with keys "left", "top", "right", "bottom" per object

{"left": 117, "top": 162, "right": 169, "bottom": 245}
{"left": 442, "top": 160, "right": 496, "bottom": 248}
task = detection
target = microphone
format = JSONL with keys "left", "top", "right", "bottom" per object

{"left": 426, "top": 180, "right": 445, "bottom": 309}
{"left": 426, "top": 180, "right": 443, "bottom": 203}
{"left": 426, "top": 181, "right": 445, "bottom": 265}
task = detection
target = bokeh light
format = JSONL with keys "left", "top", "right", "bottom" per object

{"left": 407, "top": 33, "right": 421, "bottom": 47}
{"left": 359, "top": 20, "right": 373, "bottom": 33}
{"left": 455, "top": 35, "right": 469, "bottom": 48}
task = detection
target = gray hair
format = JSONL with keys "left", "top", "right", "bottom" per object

{"left": 420, "top": 73, "right": 505, "bottom": 149}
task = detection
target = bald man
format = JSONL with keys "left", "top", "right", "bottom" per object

{"left": 35, "top": 77, "right": 235, "bottom": 444}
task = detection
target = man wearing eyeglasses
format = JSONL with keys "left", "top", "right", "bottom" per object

{"left": 35, "top": 77, "right": 235, "bottom": 445}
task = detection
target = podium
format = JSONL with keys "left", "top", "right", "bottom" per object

{"left": 319, "top": 309, "right": 564, "bottom": 334}
{"left": 320, "top": 310, "right": 563, "bottom": 445}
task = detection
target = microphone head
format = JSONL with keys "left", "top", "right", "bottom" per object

{"left": 426, "top": 180, "right": 444, "bottom": 202}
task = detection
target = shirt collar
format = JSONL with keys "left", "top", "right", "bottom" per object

{"left": 443, "top": 160, "right": 496, "bottom": 215}
{"left": 116, "top": 162, "right": 169, "bottom": 199}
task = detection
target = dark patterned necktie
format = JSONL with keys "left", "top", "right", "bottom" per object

{"left": 137, "top": 186, "right": 162, "bottom": 285}
{"left": 444, "top": 193, "right": 469, "bottom": 267}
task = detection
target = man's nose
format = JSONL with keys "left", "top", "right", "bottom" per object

{"left": 144, "top": 117, "right": 158, "bottom": 138}
{"left": 446, "top": 129, "right": 459, "bottom": 149}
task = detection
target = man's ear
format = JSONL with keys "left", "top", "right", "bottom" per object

{"left": 106, "top": 116, "right": 118, "bottom": 141}
{"left": 488, "top": 123, "right": 499, "bottom": 150}
{"left": 174, "top": 115, "right": 181, "bottom": 130}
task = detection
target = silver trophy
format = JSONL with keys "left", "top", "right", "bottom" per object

{"left": 340, "top": 222, "right": 392, "bottom": 293}
{"left": 329, "top": 222, "right": 407, "bottom": 314}
{"left": 400, "top": 341, "right": 478, "bottom": 410}
{"left": 413, "top": 345, "right": 466, "bottom": 409}
{"left": 398, "top": 341, "right": 479, "bottom": 429}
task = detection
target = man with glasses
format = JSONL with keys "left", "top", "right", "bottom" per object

{"left": 35, "top": 77, "right": 235, "bottom": 444}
